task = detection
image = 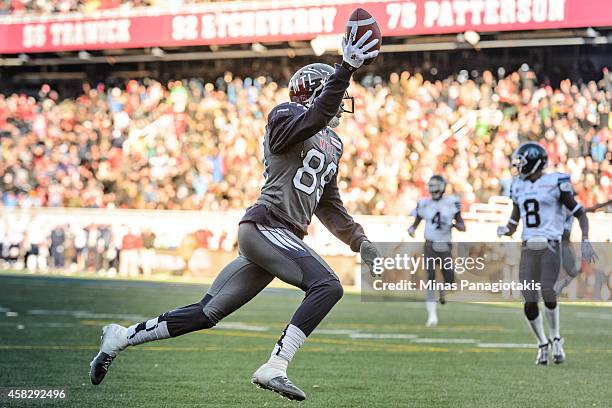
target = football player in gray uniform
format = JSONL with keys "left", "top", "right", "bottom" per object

{"left": 408, "top": 175, "right": 465, "bottom": 327}
{"left": 89, "top": 29, "right": 381, "bottom": 402}
{"left": 497, "top": 142, "right": 598, "bottom": 365}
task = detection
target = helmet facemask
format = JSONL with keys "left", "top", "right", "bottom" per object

{"left": 306, "top": 89, "right": 354, "bottom": 129}
{"left": 512, "top": 152, "right": 543, "bottom": 180}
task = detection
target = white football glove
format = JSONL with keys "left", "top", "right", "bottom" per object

{"left": 581, "top": 239, "right": 599, "bottom": 263}
{"left": 360, "top": 240, "right": 381, "bottom": 278}
{"left": 407, "top": 226, "right": 416, "bottom": 238}
{"left": 497, "top": 226, "right": 510, "bottom": 238}
{"left": 342, "top": 26, "right": 380, "bottom": 70}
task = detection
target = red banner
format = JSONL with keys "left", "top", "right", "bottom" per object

{"left": 0, "top": 0, "right": 610, "bottom": 54}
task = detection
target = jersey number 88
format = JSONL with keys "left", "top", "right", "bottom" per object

{"left": 293, "top": 149, "right": 337, "bottom": 202}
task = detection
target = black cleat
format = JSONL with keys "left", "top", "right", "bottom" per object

{"left": 251, "top": 376, "right": 306, "bottom": 401}
{"left": 89, "top": 351, "right": 114, "bottom": 385}
{"left": 439, "top": 290, "right": 446, "bottom": 305}
{"left": 89, "top": 324, "right": 128, "bottom": 385}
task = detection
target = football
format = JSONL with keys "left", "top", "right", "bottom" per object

{"left": 345, "top": 8, "right": 382, "bottom": 65}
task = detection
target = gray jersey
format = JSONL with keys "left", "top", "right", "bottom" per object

{"left": 242, "top": 65, "right": 367, "bottom": 252}
{"left": 258, "top": 102, "right": 343, "bottom": 230}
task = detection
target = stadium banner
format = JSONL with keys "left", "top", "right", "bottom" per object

{"left": 0, "top": 0, "right": 611, "bottom": 54}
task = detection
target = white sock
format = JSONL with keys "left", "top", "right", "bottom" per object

{"left": 526, "top": 314, "right": 548, "bottom": 345}
{"left": 544, "top": 304, "right": 560, "bottom": 339}
{"left": 127, "top": 316, "right": 171, "bottom": 346}
{"left": 266, "top": 355, "right": 289, "bottom": 375}
{"left": 426, "top": 301, "right": 437, "bottom": 320}
{"left": 271, "top": 324, "right": 306, "bottom": 363}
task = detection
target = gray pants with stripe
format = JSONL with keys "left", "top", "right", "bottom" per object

{"left": 128, "top": 221, "right": 344, "bottom": 343}
{"left": 519, "top": 241, "right": 561, "bottom": 304}
{"left": 202, "top": 222, "right": 343, "bottom": 336}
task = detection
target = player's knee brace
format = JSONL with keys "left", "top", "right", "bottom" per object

{"left": 524, "top": 302, "right": 539, "bottom": 320}
{"left": 166, "top": 294, "right": 215, "bottom": 337}
{"left": 544, "top": 301, "right": 557, "bottom": 310}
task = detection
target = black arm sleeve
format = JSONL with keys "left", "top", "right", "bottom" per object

{"left": 560, "top": 190, "right": 589, "bottom": 238}
{"left": 560, "top": 190, "right": 583, "bottom": 217}
{"left": 268, "top": 65, "right": 352, "bottom": 154}
{"left": 315, "top": 173, "right": 367, "bottom": 253}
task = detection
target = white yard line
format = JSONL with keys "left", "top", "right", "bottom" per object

{"left": 575, "top": 312, "right": 612, "bottom": 320}
{"left": 215, "top": 322, "right": 269, "bottom": 332}
{"left": 476, "top": 343, "right": 534, "bottom": 349}
{"left": 412, "top": 338, "right": 478, "bottom": 344}
{"left": 349, "top": 333, "right": 418, "bottom": 339}
{"left": 27, "top": 309, "right": 148, "bottom": 320}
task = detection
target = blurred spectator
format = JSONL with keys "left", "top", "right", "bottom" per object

{"left": 140, "top": 228, "right": 156, "bottom": 277}
{"left": 120, "top": 228, "right": 142, "bottom": 277}
{"left": 25, "top": 221, "right": 48, "bottom": 271}
{"left": 50, "top": 224, "right": 66, "bottom": 268}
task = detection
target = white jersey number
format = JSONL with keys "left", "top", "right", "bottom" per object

{"left": 293, "top": 149, "right": 336, "bottom": 200}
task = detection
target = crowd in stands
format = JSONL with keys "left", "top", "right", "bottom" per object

{"left": 0, "top": 66, "right": 611, "bottom": 216}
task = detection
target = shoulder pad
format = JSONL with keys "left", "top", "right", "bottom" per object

{"left": 268, "top": 102, "right": 305, "bottom": 123}
{"left": 450, "top": 196, "right": 461, "bottom": 210}
{"left": 559, "top": 181, "right": 574, "bottom": 193}
{"left": 553, "top": 172, "right": 573, "bottom": 192}
{"left": 509, "top": 178, "right": 518, "bottom": 192}
{"left": 555, "top": 172, "right": 571, "bottom": 183}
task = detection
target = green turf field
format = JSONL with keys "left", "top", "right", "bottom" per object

{"left": 0, "top": 273, "right": 611, "bottom": 407}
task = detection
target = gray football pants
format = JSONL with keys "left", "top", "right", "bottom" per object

{"left": 132, "top": 221, "right": 343, "bottom": 340}
{"left": 423, "top": 241, "right": 454, "bottom": 284}
{"left": 519, "top": 241, "right": 561, "bottom": 304}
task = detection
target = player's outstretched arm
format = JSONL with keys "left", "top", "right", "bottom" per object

{"left": 497, "top": 203, "right": 520, "bottom": 237}
{"left": 585, "top": 199, "right": 612, "bottom": 213}
{"left": 559, "top": 187, "right": 599, "bottom": 263}
{"left": 268, "top": 30, "right": 378, "bottom": 154}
